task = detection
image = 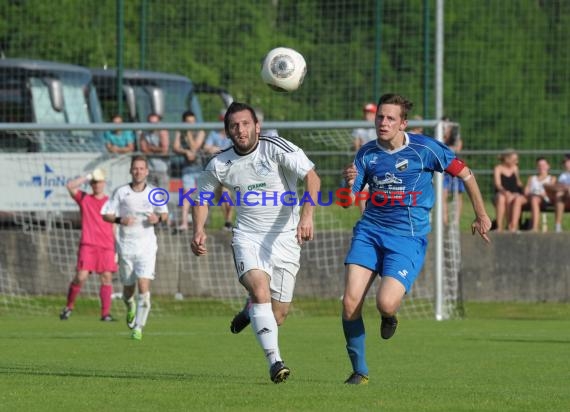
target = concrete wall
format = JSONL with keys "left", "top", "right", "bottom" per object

{"left": 460, "top": 233, "right": 570, "bottom": 301}
{"left": 1, "top": 229, "right": 568, "bottom": 302}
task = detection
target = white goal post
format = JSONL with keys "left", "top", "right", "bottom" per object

{"left": 0, "top": 119, "right": 462, "bottom": 319}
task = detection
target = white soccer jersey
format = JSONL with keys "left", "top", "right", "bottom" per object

{"left": 194, "top": 136, "right": 314, "bottom": 233}
{"left": 101, "top": 183, "right": 168, "bottom": 254}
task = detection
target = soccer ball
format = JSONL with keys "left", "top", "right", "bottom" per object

{"left": 261, "top": 47, "right": 307, "bottom": 92}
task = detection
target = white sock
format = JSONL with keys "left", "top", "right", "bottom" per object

{"left": 250, "top": 303, "right": 281, "bottom": 366}
{"left": 135, "top": 292, "right": 151, "bottom": 329}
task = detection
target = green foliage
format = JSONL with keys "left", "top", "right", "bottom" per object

{"left": 0, "top": 0, "right": 568, "bottom": 150}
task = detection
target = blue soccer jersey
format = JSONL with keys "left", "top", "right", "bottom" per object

{"left": 352, "top": 132, "right": 456, "bottom": 236}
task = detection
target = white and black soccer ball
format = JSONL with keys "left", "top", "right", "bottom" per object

{"left": 260, "top": 47, "right": 307, "bottom": 92}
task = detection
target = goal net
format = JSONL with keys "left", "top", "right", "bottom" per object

{"left": 0, "top": 122, "right": 463, "bottom": 319}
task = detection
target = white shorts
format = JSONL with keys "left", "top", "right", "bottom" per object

{"left": 118, "top": 246, "right": 157, "bottom": 286}
{"left": 231, "top": 229, "right": 301, "bottom": 303}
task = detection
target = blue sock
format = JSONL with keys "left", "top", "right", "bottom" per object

{"left": 342, "top": 317, "right": 368, "bottom": 376}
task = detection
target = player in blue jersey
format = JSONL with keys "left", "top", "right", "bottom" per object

{"left": 340, "top": 93, "right": 491, "bottom": 385}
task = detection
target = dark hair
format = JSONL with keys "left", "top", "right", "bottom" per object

{"left": 182, "top": 110, "right": 196, "bottom": 120}
{"left": 223, "top": 102, "right": 258, "bottom": 133}
{"left": 147, "top": 113, "right": 161, "bottom": 121}
{"left": 536, "top": 157, "right": 547, "bottom": 163}
{"left": 377, "top": 93, "right": 414, "bottom": 120}
{"left": 130, "top": 155, "right": 148, "bottom": 169}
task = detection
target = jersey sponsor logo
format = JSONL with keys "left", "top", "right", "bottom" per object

{"left": 247, "top": 182, "right": 267, "bottom": 191}
{"left": 395, "top": 158, "right": 408, "bottom": 171}
{"left": 372, "top": 172, "right": 403, "bottom": 186}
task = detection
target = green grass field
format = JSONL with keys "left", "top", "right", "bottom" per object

{"left": 1, "top": 301, "right": 569, "bottom": 411}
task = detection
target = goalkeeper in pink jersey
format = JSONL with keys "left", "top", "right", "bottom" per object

{"left": 60, "top": 168, "right": 118, "bottom": 321}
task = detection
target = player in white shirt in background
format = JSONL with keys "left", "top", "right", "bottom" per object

{"left": 190, "top": 102, "right": 320, "bottom": 383}
{"left": 102, "top": 155, "right": 168, "bottom": 340}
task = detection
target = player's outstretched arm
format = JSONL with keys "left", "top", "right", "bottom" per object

{"left": 297, "top": 169, "right": 320, "bottom": 244}
{"left": 457, "top": 167, "right": 492, "bottom": 243}
{"left": 191, "top": 204, "right": 209, "bottom": 256}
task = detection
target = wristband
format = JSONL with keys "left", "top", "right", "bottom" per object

{"left": 114, "top": 217, "right": 121, "bottom": 224}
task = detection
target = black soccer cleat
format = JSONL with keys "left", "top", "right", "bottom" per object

{"left": 100, "top": 314, "right": 115, "bottom": 322}
{"left": 380, "top": 315, "right": 398, "bottom": 339}
{"left": 230, "top": 309, "right": 251, "bottom": 334}
{"left": 230, "top": 298, "right": 252, "bottom": 334}
{"left": 269, "top": 361, "right": 290, "bottom": 383}
{"left": 59, "top": 307, "right": 72, "bottom": 320}
{"left": 344, "top": 372, "right": 369, "bottom": 385}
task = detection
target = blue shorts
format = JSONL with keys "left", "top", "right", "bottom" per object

{"left": 344, "top": 221, "right": 428, "bottom": 293}
{"left": 444, "top": 173, "right": 465, "bottom": 193}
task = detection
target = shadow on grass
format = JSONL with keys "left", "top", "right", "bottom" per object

{"left": 0, "top": 364, "right": 225, "bottom": 382}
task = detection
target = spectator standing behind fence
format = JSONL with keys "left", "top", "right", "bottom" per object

{"left": 493, "top": 149, "right": 524, "bottom": 232}
{"left": 203, "top": 109, "right": 234, "bottom": 230}
{"left": 441, "top": 117, "right": 465, "bottom": 225}
{"left": 102, "top": 155, "right": 169, "bottom": 340}
{"left": 509, "top": 157, "right": 555, "bottom": 232}
{"left": 407, "top": 115, "right": 424, "bottom": 134}
{"left": 104, "top": 114, "right": 135, "bottom": 154}
{"left": 60, "top": 168, "right": 117, "bottom": 321}
{"left": 139, "top": 113, "right": 170, "bottom": 190}
{"left": 255, "top": 107, "right": 279, "bottom": 137}
{"left": 352, "top": 102, "right": 377, "bottom": 151}
{"left": 173, "top": 110, "right": 206, "bottom": 231}
{"left": 544, "top": 154, "right": 570, "bottom": 233}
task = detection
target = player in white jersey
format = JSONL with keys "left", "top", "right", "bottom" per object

{"left": 102, "top": 155, "right": 168, "bottom": 340}
{"left": 190, "top": 102, "right": 320, "bottom": 383}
